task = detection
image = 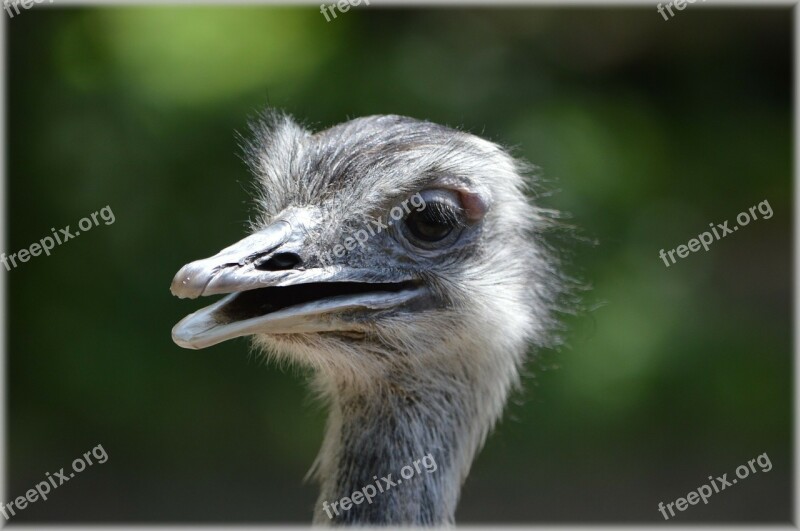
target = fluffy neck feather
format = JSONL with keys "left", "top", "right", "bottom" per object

{"left": 309, "top": 350, "right": 520, "bottom": 526}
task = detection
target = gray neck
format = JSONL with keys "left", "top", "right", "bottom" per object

{"left": 311, "top": 374, "right": 488, "bottom": 526}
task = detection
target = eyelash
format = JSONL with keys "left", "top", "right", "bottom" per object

{"left": 421, "top": 201, "right": 465, "bottom": 227}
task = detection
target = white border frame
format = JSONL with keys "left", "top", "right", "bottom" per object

{"left": 0, "top": 1, "right": 795, "bottom": 529}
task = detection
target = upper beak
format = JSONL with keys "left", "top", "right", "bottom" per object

{"left": 169, "top": 219, "right": 425, "bottom": 350}
{"left": 170, "top": 220, "right": 293, "bottom": 300}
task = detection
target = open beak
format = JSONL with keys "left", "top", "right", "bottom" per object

{"left": 170, "top": 220, "right": 425, "bottom": 349}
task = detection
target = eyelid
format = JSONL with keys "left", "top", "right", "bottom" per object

{"left": 417, "top": 188, "right": 487, "bottom": 224}
{"left": 423, "top": 201, "right": 465, "bottom": 227}
{"left": 418, "top": 190, "right": 463, "bottom": 214}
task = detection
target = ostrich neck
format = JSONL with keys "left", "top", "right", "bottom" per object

{"left": 312, "top": 374, "right": 489, "bottom": 525}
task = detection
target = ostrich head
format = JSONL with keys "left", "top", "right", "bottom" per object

{"left": 170, "top": 112, "right": 563, "bottom": 525}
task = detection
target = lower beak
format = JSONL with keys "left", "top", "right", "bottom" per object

{"left": 169, "top": 221, "right": 425, "bottom": 350}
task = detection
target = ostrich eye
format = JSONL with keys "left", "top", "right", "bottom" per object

{"left": 400, "top": 190, "right": 465, "bottom": 248}
{"left": 405, "top": 203, "right": 457, "bottom": 242}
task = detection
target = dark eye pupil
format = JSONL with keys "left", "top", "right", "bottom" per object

{"left": 405, "top": 210, "right": 453, "bottom": 242}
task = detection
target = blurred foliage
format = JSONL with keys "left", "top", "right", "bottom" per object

{"left": 8, "top": 6, "right": 791, "bottom": 523}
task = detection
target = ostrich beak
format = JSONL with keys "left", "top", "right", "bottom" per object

{"left": 169, "top": 220, "right": 425, "bottom": 350}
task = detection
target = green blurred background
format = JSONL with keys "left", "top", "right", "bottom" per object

{"left": 7, "top": 5, "right": 791, "bottom": 523}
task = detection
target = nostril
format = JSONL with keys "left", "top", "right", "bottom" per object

{"left": 255, "top": 252, "right": 302, "bottom": 272}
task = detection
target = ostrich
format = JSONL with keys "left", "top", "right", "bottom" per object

{"left": 170, "top": 112, "right": 564, "bottom": 525}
